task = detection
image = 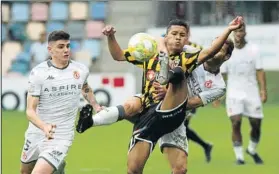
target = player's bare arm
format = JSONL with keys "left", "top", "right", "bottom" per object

{"left": 102, "top": 26, "right": 126, "bottom": 61}
{"left": 82, "top": 83, "right": 102, "bottom": 112}
{"left": 256, "top": 69, "right": 267, "bottom": 103}
{"left": 26, "top": 95, "right": 55, "bottom": 139}
{"left": 197, "top": 16, "right": 243, "bottom": 64}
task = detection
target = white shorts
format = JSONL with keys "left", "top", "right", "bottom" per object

{"left": 226, "top": 97, "right": 263, "bottom": 118}
{"left": 20, "top": 133, "right": 72, "bottom": 170}
{"left": 158, "top": 122, "right": 188, "bottom": 155}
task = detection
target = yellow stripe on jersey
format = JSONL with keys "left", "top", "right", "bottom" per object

{"left": 123, "top": 49, "right": 144, "bottom": 69}
{"left": 184, "top": 51, "right": 200, "bottom": 76}
{"left": 190, "top": 42, "right": 203, "bottom": 50}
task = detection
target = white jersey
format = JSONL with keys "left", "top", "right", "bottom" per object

{"left": 220, "top": 43, "right": 262, "bottom": 98}
{"left": 183, "top": 45, "right": 226, "bottom": 105}
{"left": 187, "top": 65, "right": 226, "bottom": 105}
{"left": 27, "top": 60, "right": 89, "bottom": 140}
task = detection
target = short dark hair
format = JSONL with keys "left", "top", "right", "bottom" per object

{"left": 48, "top": 30, "right": 70, "bottom": 43}
{"left": 166, "top": 19, "right": 190, "bottom": 34}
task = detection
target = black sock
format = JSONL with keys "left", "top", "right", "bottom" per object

{"left": 186, "top": 127, "right": 209, "bottom": 149}
{"left": 116, "top": 105, "right": 125, "bottom": 121}
{"left": 168, "top": 67, "right": 185, "bottom": 84}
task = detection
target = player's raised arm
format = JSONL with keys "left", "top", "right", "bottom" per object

{"left": 102, "top": 25, "right": 126, "bottom": 61}
{"left": 197, "top": 16, "right": 244, "bottom": 64}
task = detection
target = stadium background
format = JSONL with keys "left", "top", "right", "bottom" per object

{"left": 1, "top": 1, "right": 279, "bottom": 174}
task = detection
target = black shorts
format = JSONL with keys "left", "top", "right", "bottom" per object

{"left": 128, "top": 99, "right": 188, "bottom": 153}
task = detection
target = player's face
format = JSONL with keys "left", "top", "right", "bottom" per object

{"left": 234, "top": 25, "right": 246, "bottom": 42}
{"left": 48, "top": 40, "right": 71, "bottom": 61}
{"left": 165, "top": 25, "right": 188, "bottom": 54}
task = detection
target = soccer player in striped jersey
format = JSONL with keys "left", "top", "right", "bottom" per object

{"left": 20, "top": 30, "right": 102, "bottom": 174}
{"left": 77, "top": 17, "right": 243, "bottom": 174}
{"left": 158, "top": 37, "right": 215, "bottom": 162}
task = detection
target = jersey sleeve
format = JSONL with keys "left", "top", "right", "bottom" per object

{"left": 220, "top": 61, "right": 228, "bottom": 73}
{"left": 255, "top": 51, "right": 263, "bottom": 70}
{"left": 199, "top": 73, "right": 226, "bottom": 105}
{"left": 183, "top": 50, "right": 201, "bottom": 75}
{"left": 28, "top": 69, "right": 43, "bottom": 97}
{"left": 123, "top": 49, "right": 144, "bottom": 69}
{"left": 199, "top": 87, "right": 226, "bottom": 105}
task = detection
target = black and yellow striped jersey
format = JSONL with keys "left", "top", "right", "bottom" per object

{"left": 124, "top": 48, "right": 201, "bottom": 109}
{"left": 189, "top": 42, "right": 203, "bottom": 50}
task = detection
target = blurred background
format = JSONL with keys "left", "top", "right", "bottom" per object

{"left": 1, "top": 1, "right": 279, "bottom": 174}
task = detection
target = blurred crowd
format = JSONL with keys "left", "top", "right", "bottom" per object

{"left": 2, "top": 1, "right": 107, "bottom": 77}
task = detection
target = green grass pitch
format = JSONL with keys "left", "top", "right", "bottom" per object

{"left": 2, "top": 105, "right": 279, "bottom": 174}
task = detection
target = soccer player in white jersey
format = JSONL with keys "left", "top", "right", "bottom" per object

{"left": 20, "top": 30, "right": 102, "bottom": 174}
{"left": 220, "top": 24, "right": 267, "bottom": 165}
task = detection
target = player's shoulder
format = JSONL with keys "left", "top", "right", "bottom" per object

{"left": 182, "top": 45, "right": 201, "bottom": 54}
{"left": 29, "top": 61, "right": 49, "bottom": 79}
{"left": 70, "top": 60, "right": 89, "bottom": 73}
{"left": 189, "top": 42, "right": 203, "bottom": 50}
{"left": 245, "top": 43, "right": 261, "bottom": 56}
{"left": 31, "top": 61, "right": 49, "bottom": 73}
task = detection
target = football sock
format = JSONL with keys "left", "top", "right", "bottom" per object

{"left": 247, "top": 139, "right": 258, "bottom": 155}
{"left": 92, "top": 105, "right": 125, "bottom": 126}
{"left": 168, "top": 66, "right": 185, "bottom": 84}
{"left": 233, "top": 141, "right": 244, "bottom": 160}
{"left": 186, "top": 127, "right": 209, "bottom": 149}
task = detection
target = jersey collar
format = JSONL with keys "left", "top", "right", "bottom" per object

{"left": 47, "top": 59, "right": 72, "bottom": 70}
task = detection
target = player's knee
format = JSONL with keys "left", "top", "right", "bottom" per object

{"left": 20, "top": 165, "right": 32, "bottom": 174}
{"left": 123, "top": 102, "right": 134, "bottom": 117}
{"left": 172, "top": 165, "right": 187, "bottom": 174}
{"left": 231, "top": 119, "right": 241, "bottom": 130}
{"left": 127, "top": 163, "right": 143, "bottom": 174}
{"left": 20, "top": 168, "right": 31, "bottom": 174}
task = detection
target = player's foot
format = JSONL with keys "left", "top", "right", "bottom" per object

{"left": 157, "top": 51, "right": 169, "bottom": 85}
{"left": 76, "top": 104, "right": 94, "bottom": 133}
{"left": 204, "top": 144, "right": 213, "bottom": 163}
{"left": 246, "top": 149, "right": 264, "bottom": 164}
{"left": 236, "top": 159, "right": 245, "bottom": 165}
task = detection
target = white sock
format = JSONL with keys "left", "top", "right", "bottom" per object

{"left": 248, "top": 140, "right": 258, "bottom": 155}
{"left": 233, "top": 146, "right": 244, "bottom": 161}
{"left": 92, "top": 106, "right": 120, "bottom": 126}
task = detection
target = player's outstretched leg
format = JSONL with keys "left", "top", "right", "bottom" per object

{"left": 230, "top": 115, "right": 245, "bottom": 165}
{"left": 76, "top": 104, "right": 125, "bottom": 133}
{"left": 76, "top": 97, "right": 142, "bottom": 133}
{"left": 246, "top": 117, "right": 263, "bottom": 164}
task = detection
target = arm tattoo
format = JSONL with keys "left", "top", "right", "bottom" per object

{"left": 82, "top": 84, "right": 97, "bottom": 105}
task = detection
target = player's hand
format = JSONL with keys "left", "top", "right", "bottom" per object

{"left": 260, "top": 90, "right": 267, "bottom": 103}
{"left": 43, "top": 124, "right": 56, "bottom": 140}
{"left": 228, "top": 16, "right": 244, "bottom": 31}
{"left": 102, "top": 25, "right": 116, "bottom": 36}
{"left": 152, "top": 82, "right": 167, "bottom": 100}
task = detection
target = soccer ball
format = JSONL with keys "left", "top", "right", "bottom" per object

{"left": 128, "top": 33, "right": 158, "bottom": 62}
